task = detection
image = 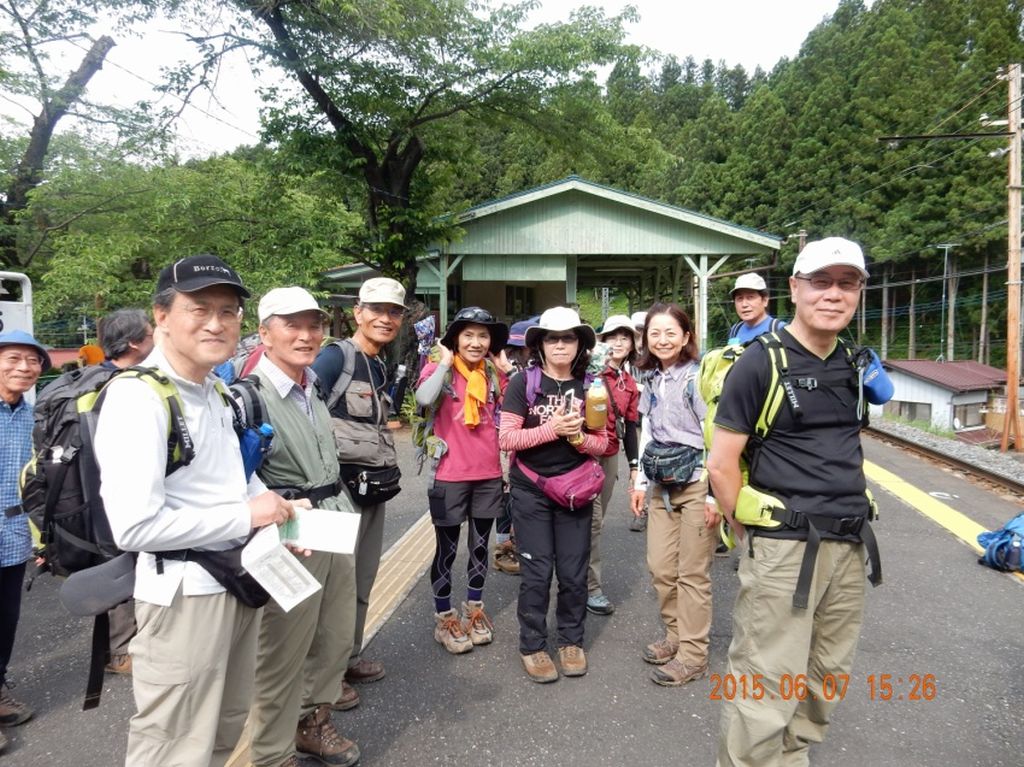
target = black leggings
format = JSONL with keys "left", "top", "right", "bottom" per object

{"left": 0, "top": 562, "right": 27, "bottom": 687}
{"left": 430, "top": 517, "right": 494, "bottom": 611}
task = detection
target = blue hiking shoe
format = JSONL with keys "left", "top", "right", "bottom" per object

{"left": 586, "top": 593, "right": 615, "bottom": 615}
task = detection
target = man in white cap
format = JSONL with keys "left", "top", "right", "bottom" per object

{"left": 727, "top": 272, "right": 785, "bottom": 345}
{"left": 709, "top": 237, "right": 883, "bottom": 766}
{"left": 248, "top": 287, "right": 360, "bottom": 767}
{"left": 312, "top": 276, "right": 406, "bottom": 694}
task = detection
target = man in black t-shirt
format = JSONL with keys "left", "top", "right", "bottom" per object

{"left": 708, "top": 238, "right": 879, "bottom": 766}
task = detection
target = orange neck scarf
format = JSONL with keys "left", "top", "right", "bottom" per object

{"left": 453, "top": 355, "right": 488, "bottom": 428}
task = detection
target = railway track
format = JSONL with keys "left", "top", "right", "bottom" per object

{"left": 863, "top": 426, "right": 1024, "bottom": 499}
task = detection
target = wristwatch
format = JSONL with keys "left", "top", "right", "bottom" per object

{"left": 567, "top": 433, "right": 585, "bottom": 446}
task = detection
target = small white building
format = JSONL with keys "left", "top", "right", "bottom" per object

{"left": 879, "top": 359, "right": 1007, "bottom": 433}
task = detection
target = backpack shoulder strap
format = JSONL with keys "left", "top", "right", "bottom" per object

{"left": 230, "top": 375, "right": 267, "bottom": 428}
{"left": 524, "top": 365, "right": 543, "bottom": 408}
{"left": 770, "top": 317, "right": 785, "bottom": 333}
{"left": 752, "top": 331, "right": 792, "bottom": 440}
{"left": 325, "top": 339, "right": 357, "bottom": 412}
{"left": 96, "top": 366, "right": 195, "bottom": 474}
{"left": 729, "top": 320, "right": 742, "bottom": 338}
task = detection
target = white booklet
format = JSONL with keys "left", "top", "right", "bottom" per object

{"left": 279, "top": 508, "right": 361, "bottom": 555}
{"left": 241, "top": 524, "right": 321, "bottom": 612}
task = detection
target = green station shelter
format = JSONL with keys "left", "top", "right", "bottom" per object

{"left": 323, "top": 176, "right": 782, "bottom": 348}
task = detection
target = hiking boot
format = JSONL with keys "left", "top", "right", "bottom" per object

{"left": 0, "top": 687, "right": 33, "bottom": 727}
{"left": 520, "top": 651, "right": 559, "bottom": 683}
{"left": 105, "top": 653, "right": 132, "bottom": 675}
{"left": 629, "top": 512, "right": 648, "bottom": 532}
{"left": 493, "top": 540, "right": 521, "bottom": 574}
{"left": 586, "top": 592, "right": 615, "bottom": 616}
{"left": 278, "top": 757, "right": 300, "bottom": 767}
{"left": 332, "top": 681, "right": 360, "bottom": 711}
{"left": 295, "top": 705, "right": 360, "bottom": 767}
{"left": 650, "top": 658, "right": 709, "bottom": 687}
{"left": 461, "top": 600, "right": 494, "bottom": 645}
{"left": 434, "top": 609, "right": 473, "bottom": 654}
{"left": 714, "top": 542, "right": 731, "bottom": 557}
{"left": 557, "top": 645, "right": 588, "bottom": 677}
{"left": 344, "top": 658, "right": 385, "bottom": 684}
{"left": 641, "top": 638, "right": 679, "bottom": 666}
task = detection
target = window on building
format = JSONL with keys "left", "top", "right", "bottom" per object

{"left": 506, "top": 285, "right": 535, "bottom": 318}
{"left": 953, "top": 402, "right": 984, "bottom": 430}
{"left": 885, "top": 400, "right": 932, "bottom": 424}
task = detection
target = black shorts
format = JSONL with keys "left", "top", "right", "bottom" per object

{"left": 428, "top": 478, "right": 504, "bottom": 527}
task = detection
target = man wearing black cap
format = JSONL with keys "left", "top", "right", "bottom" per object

{"left": 94, "top": 254, "right": 297, "bottom": 766}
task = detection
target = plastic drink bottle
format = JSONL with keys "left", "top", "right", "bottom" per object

{"left": 585, "top": 377, "right": 608, "bottom": 430}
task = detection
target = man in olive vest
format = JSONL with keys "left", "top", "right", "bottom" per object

{"left": 248, "top": 287, "right": 359, "bottom": 767}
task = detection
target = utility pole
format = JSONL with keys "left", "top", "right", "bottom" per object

{"left": 1002, "top": 62, "right": 1022, "bottom": 452}
{"left": 935, "top": 243, "right": 958, "bottom": 362}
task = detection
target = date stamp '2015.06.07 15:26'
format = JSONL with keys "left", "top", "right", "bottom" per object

{"left": 708, "top": 673, "right": 938, "bottom": 702}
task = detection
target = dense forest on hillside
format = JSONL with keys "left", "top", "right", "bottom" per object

{"left": 2, "top": 0, "right": 1023, "bottom": 365}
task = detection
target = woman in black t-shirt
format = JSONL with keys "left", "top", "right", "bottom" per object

{"left": 498, "top": 307, "right": 608, "bottom": 684}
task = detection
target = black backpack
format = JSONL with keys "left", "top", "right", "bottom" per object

{"left": 19, "top": 365, "right": 194, "bottom": 579}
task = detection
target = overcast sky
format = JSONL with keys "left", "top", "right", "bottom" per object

{"left": 34, "top": 0, "right": 844, "bottom": 157}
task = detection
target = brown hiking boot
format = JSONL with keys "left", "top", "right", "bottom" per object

{"left": 641, "top": 638, "right": 679, "bottom": 666}
{"left": 344, "top": 658, "right": 384, "bottom": 684}
{"left": 434, "top": 609, "right": 473, "bottom": 654}
{"left": 650, "top": 658, "right": 709, "bottom": 687}
{"left": 105, "top": 653, "right": 132, "bottom": 675}
{"left": 332, "top": 681, "right": 360, "bottom": 711}
{"left": 521, "top": 651, "right": 559, "bottom": 683}
{"left": 461, "top": 600, "right": 494, "bottom": 645}
{"left": 557, "top": 645, "right": 588, "bottom": 677}
{"left": 278, "top": 756, "right": 300, "bottom": 767}
{"left": 493, "top": 540, "right": 521, "bottom": 574}
{"left": 295, "top": 704, "right": 360, "bottom": 766}
{"left": 0, "top": 687, "right": 33, "bottom": 727}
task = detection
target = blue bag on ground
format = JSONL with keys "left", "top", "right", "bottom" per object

{"left": 977, "top": 511, "right": 1024, "bottom": 571}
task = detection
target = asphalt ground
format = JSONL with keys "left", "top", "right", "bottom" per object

{"left": 3, "top": 430, "right": 1022, "bottom": 766}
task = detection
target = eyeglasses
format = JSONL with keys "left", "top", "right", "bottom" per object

{"left": 181, "top": 304, "right": 243, "bottom": 324}
{"left": 0, "top": 353, "right": 43, "bottom": 368}
{"left": 543, "top": 333, "right": 578, "bottom": 345}
{"left": 361, "top": 303, "right": 407, "bottom": 320}
{"left": 794, "top": 274, "right": 864, "bottom": 293}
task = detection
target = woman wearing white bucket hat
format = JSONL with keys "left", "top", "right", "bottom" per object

{"left": 498, "top": 306, "right": 608, "bottom": 683}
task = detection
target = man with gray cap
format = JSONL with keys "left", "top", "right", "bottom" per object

{"left": 248, "top": 286, "right": 359, "bottom": 767}
{"left": 727, "top": 272, "right": 785, "bottom": 345}
{"left": 0, "top": 330, "right": 50, "bottom": 747}
{"left": 94, "top": 254, "right": 297, "bottom": 766}
{"left": 313, "top": 276, "right": 406, "bottom": 691}
{"left": 709, "top": 237, "right": 883, "bottom": 766}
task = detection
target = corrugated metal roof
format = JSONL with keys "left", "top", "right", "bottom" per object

{"left": 883, "top": 359, "right": 1009, "bottom": 392}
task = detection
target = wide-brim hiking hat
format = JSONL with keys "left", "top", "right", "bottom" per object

{"left": 258, "top": 286, "right": 330, "bottom": 324}
{"left": 630, "top": 311, "right": 647, "bottom": 331}
{"left": 507, "top": 316, "right": 540, "bottom": 348}
{"left": 156, "top": 254, "right": 251, "bottom": 298}
{"left": 524, "top": 307, "right": 596, "bottom": 350}
{"left": 359, "top": 277, "right": 406, "bottom": 307}
{"left": 793, "top": 237, "right": 869, "bottom": 279}
{"left": 0, "top": 329, "right": 51, "bottom": 370}
{"left": 440, "top": 307, "right": 509, "bottom": 353}
{"left": 599, "top": 314, "right": 641, "bottom": 343}
{"left": 730, "top": 272, "right": 768, "bottom": 296}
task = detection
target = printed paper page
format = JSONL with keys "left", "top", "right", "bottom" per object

{"left": 279, "top": 508, "right": 361, "bottom": 555}
{"left": 241, "top": 524, "right": 321, "bottom": 612}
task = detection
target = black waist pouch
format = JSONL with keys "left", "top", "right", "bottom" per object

{"left": 187, "top": 546, "right": 270, "bottom": 609}
{"left": 339, "top": 464, "right": 402, "bottom": 506}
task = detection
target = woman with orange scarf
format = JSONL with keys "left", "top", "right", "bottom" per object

{"left": 415, "top": 308, "right": 511, "bottom": 654}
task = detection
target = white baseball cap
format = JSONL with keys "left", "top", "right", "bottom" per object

{"left": 730, "top": 273, "right": 768, "bottom": 296}
{"left": 258, "top": 286, "right": 328, "bottom": 323}
{"left": 793, "top": 237, "right": 869, "bottom": 278}
{"left": 630, "top": 311, "right": 647, "bottom": 330}
{"left": 359, "top": 277, "right": 406, "bottom": 306}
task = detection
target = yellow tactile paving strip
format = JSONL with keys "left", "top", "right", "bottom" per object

{"left": 864, "top": 459, "right": 1024, "bottom": 583}
{"left": 227, "top": 511, "right": 434, "bottom": 767}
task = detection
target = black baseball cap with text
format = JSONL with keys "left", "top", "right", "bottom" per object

{"left": 155, "top": 254, "right": 251, "bottom": 298}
